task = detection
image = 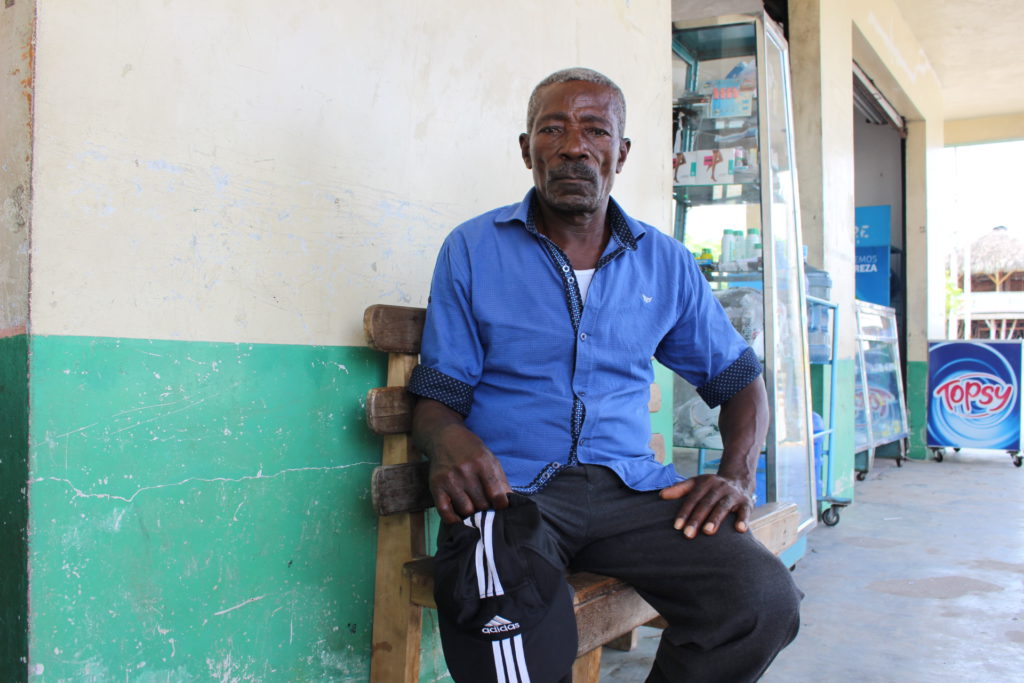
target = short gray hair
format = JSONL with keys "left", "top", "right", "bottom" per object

{"left": 526, "top": 68, "right": 627, "bottom": 137}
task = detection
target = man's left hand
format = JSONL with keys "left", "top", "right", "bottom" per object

{"left": 659, "top": 474, "right": 754, "bottom": 538}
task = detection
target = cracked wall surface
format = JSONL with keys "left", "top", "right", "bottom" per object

{"left": 29, "top": 336, "right": 385, "bottom": 680}
{"left": 0, "top": 0, "right": 31, "bottom": 335}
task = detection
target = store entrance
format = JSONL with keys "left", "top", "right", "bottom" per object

{"left": 852, "top": 64, "right": 909, "bottom": 468}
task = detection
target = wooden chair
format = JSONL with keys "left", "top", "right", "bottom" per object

{"left": 364, "top": 304, "right": 799, "bottom": 683}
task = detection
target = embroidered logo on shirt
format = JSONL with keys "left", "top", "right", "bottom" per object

{"left": 641, "top": 294, "right": 653, "bottom": 303}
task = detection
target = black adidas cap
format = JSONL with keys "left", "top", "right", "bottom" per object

{"left": 433, "top": 493, "right": 576, "bottom": 683}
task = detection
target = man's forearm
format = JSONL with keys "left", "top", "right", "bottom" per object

{"left": 412, "top": 397, "right": 511, "bottom": 522}
{"left": 412, "top": 397, "right": 471, "bottom": 458}
{"left": 715, "top": 376, "right": 769, "bottom": 493}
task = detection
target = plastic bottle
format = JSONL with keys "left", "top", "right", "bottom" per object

{"left": 697, "top": 247, "right": 715, "bottom": 275}
{"left": 745, "top": 228, "right": 760, "bottom": 261}
{"left": 720, "top": 230, "right": 736, "bottom": 270}
{"left": 732, "top": 230, "right": 746, "bottom": 260}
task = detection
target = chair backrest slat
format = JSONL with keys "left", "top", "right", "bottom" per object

{"left": 366, "top": 386, "right": 415, "bottom": 435}
{"left": 363, "top": 304, "right": 426, "bottom": 354}
{"left": 372, "top": 461, "right": 433, "bottom": 516}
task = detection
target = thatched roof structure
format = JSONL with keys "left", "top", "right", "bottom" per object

{"left": 962, "top": 226, "right": 1024, "bottom": 276}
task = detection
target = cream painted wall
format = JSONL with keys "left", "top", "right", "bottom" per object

{"left": 847, "top": 4, "right": 943, "bottom": 121}
{"left": 945, "top": 113, "right": 1024, "bottom": 147}
{"left": 791, "top": 0, "right": 946, "bottom": 360}
{"left": 30, "top": 0, "right": 671, "bottom": 347}
{"left": 0, "top": 0, "right": 33, "bottom": 334}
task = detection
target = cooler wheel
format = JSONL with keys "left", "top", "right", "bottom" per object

{"left": 821, "top": 506, "right": 840, "bottom": 527}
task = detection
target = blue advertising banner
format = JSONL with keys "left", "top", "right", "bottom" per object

{"left": 927, "top": 340, "right": 1023, "bottom": 450}
{"left": 855, "top": 205, "right": 891, "bottom": 307}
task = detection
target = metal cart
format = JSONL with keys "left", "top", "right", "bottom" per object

{"left": 807, "top": 295, "right": 850, "bottom": 526}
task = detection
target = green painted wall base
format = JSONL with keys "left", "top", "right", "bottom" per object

{"left": 14, "top": 336, "right": 749, "bottom": 682}
{"left": 1, "top": 334, "right": 29, "bottom": 683}
{"left": 27, "top": 335, "right": 391, "bottom": 681}
{"left": 906, "top": 360, "right": 930, "bottom": 459}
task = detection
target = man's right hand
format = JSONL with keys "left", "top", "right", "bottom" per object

{"left": 412, "top": 398, "right": 512, "bottom": 524}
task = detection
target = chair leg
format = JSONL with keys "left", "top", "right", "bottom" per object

{"left": 370, "top": 515, "right": 423, "bottom": 683}
{"left": 605, "top": 628, "right": 640, "bottom": 652}
{"left": 571, "top": 647, "right": 603, "bottom": 683}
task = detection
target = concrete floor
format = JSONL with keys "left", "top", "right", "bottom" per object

{"left": 599, "top": 450, "right": 1024, "bottom": 681}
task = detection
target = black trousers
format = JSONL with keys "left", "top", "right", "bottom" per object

{"left": 525, "top": 464, "right": 802, "bottom": 682}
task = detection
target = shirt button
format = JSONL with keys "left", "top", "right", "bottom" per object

{"left": 580, "top": 332, "right": 587, "bottom": 341}
{"left": 578, "top": 391, "right": 586, "bottom": 397}
{"left": 580, "top": 438, "right": 587, "bottom": 445}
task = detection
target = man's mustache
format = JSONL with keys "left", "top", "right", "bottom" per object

{"left": 548, "top": 162, "right": 597, "bottom": 183}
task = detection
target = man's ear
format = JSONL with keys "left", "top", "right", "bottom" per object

{"left": 519, "top": 133, "right": 533, "bottom": 169}
{"left": 616, "top": 137, "right": 632, "bottom": 173}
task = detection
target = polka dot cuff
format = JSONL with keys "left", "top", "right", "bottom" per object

{"left": 696, "top": 347, "right": 763, "bottom": 408}
{"left": 408, "top": 365, "right": 475, "bottom": 418}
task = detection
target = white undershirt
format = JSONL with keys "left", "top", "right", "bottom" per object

{"left": 574, "top": 268, "right": 596, "bottom": 304}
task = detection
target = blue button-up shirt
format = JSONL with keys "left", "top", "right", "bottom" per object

{"left": 409, "top": 189, "right": 761, "bottom": 493}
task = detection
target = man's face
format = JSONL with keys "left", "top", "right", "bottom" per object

{"left": 519, "top": 81, "right": 631, "bottom": 215}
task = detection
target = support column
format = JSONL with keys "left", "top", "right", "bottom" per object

{"left": 904, "top": 118, "right": 946, "bottom": 457}
{"left": 790, "top": 0, "right": 858, "bottom": 499}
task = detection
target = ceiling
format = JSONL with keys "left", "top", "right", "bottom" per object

{"left": 671, "top": 0, "right": 1023, "bottom": 122}
{"left": 892, "top": 0, "right": 1024, "bottom": 121}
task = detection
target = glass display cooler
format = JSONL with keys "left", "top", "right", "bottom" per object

{"left": 670, "top": 13, "right": 817, "bottom": 535}
{"left": 853, "top": 300, "right": 910, "bottom": 476}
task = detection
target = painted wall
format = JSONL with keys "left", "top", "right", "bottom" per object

{"left": 853, "top": 118, "right": 903, "bottom": 253}
{"left": 22, "top": 1, "right": 671, "bottom": 680}
{"left": 1, "top": 1, "right": 33, "bottom": 679}
{"left": 30, "top": 0, "right": 671, "bottom": 346}
{"left": 790, "top": 0, "right": 945, "bottom": 470}
{"left": 0, "top": 0, "right": 32, "bottom": 336}
{"left": 945, "top": 113, "right": 1024, "bottom": 147}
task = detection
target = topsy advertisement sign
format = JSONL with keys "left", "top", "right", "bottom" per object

{"left": 927, "top": 341, "right": 1023, "bottom": 450}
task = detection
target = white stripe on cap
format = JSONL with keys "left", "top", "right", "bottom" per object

{"left": 502, "top": 638, "right": 517, "bottom": 682}
{"left": 492, "top": 640, "right": 508, "bottom": 683}
{"left": 464, "top": 510, "right": 506, "bottom": 599}
{"left": 512, "top": 634, "right": 532, "bottom": 683}
{"left": 465, "top": 512, "right": 487, "bottom": 598}
{"left": 490, "top": 635, "right": 533, "bottom": 683}
{"left": 482, "top": 509, "right": 505, "bottom": 596}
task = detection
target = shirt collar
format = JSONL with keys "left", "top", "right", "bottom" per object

{"left": 495, "top": 188, "right": 647, "bottom": 250}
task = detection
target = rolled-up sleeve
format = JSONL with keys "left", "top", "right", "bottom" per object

{"left": 407, "top": 233, "right": 483, "bottom": 417}
{"left": 654, "top": 251, "right": 762, "bottom": 408}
